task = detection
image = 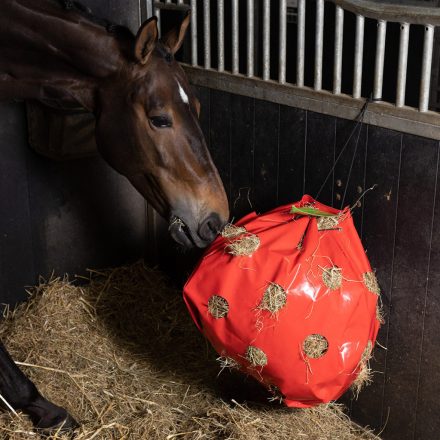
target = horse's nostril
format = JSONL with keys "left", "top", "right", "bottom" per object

{"left": 199, "top": 213, "right": 224, "bottom": 243}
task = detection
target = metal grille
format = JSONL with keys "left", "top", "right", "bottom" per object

{"left": 146, "top": 0, "right": 440, "bottom": 139}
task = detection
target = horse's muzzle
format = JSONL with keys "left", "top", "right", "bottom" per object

{"left": 169, "top": 213, "right": 226, "bottom": 249}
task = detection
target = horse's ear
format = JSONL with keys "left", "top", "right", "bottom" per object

{"left": 161, "top": 12, "right": 190, "bottom": 55}
{"left": 134, "top": 16, "right": 158, "bottom": 64}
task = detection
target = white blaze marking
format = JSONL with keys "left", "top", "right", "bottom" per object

{"left": 177, "top": 80, "right": 189, "bottom": 104}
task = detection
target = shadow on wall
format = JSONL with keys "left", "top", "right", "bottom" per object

{"left": 0, "top": 101, "right": 146, "bottom": 306}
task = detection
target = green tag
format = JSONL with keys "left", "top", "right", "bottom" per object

{"left": 290, "top": 206, "right": 336, "bottom": 217}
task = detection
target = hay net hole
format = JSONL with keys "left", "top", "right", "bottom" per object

{"left": 246, "top": 345, "right": 268, "bottom": 367}
{"left": 363, "top": 272, "right": 380, "bottom": 296}
{"left": 207, "top": 295, "right": 229, "bottom": 319}
{"left": 303, "top": 334, "right": 329, "bottom": 359}
{"left": 226, "top": 234, "right": 260, "bottom": 257}
{"left": 221, "top": 224, "right": 247, "bottom": 239}
{"left": 317, "top": 215, "right": 340, "bottom": 231}
{"left": 351, "top": 340, "right": 374, "bottom": 397}
{"left": 322, "top": 266, "right": 342, "bottom": 290}
{"left": 258, "top": 282, "right": 287, "bottom": 314}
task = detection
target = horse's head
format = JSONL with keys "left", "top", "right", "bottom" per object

{"left": 95, "top": 14, "right": 229, "bottom": 249}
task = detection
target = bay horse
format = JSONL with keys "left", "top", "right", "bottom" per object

{"left": 0, "top": 0, "right": 229, "bottom": 432}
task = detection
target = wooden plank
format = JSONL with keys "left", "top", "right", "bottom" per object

{"left": 350, "top": 125, "right": 402, "bottom": 431}
{"left": 253, "top": 100, "right": 280, "bottom": 213}
{"left": 278, "top": 105, "right": 306, "bottom": 205}
{"left": 209, "top": 89, "right": 231, "bottom": 202}
{"left": 0, "top": 102, "right": 35, "bottom": 306}
{"left": 381, "top": 133, "right": 438, "bottom": 440}
{"left": 304, "top": 111, "right": 335, "bottom": 206}
{"left": 333, "top": 117, "right": 368, "bottom": 233}
{"left": 414, "top": 141, "right": 440, "bottom": 440}
{"left": 192, "top": 85, "right": 210, "bottom": 145}
{"left": 229, "top": 94, "right": 255, "bottom": 219}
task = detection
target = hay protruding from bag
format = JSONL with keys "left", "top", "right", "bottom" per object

{"left": 363, "top": 272, "right": 380, "bottom": 296}
{"left": 303, "top": 334, "right": 329, "bottom": 359}
{"left": 246, "top": 346, "right": 268, "bottom": 367}
{"left": 351, "top": 341, "right": 373, "bottom": 398}
{"left": 217, "top": 355, "right": 241, "bottom": 372}
{"left": 268, "top": 385, "right": 284, "bottom": 403}
{"left": 226, "top": 233, "right": 260, "bottom": 257}
{"left": 258, "top": 283, "right": 287, "bottom": 314}
{"left": 208, "top": 295, "right": 229, "bottom": 318}
{"left": 322, "top": 266, "right": 343, "bottom": 290}
{"left": 221, "top": 224, "right": 247, "bottom": 239}
{"left": 376, "top": 304, "right": 385, "bottom": 324}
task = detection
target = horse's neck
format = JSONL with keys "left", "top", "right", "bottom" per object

{"left": 0, "top": 0, "right": 131, "bottom": 111}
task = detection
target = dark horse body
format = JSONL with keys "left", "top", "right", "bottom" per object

{"left": 0, "top": 0, "right": 229, "bottom": 432}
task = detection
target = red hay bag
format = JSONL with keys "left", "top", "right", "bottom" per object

{"left": 183, "top": 195, "right": 381, "bottom": 407}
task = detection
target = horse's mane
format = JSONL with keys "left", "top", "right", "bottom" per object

{"left": 58, "top": 0, "right": 134, "bottom": 38}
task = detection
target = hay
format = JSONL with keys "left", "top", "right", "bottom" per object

{"left": 317, "top": 215, "right": 340, "bottom": 231}
{"left": 226, "top": 234, "right": 261, "bottom": 257}
{"left": 363, "top": 272, "right": 380, "bottom": 296}
{"left": 245, "top": 346, "right": 268, "bottom": 367}
{"left": 303, "top": 334, "right": 329, "bottom": 359}
{"left": 258, "top": 283, "right": 287, "bottom": 314}
{"left": 0, "top": 262, "right": 380, "bottom": 439}
{"left": 207, "top": 295, "right": 229, "bottom": 318}
{"left": 322, "top": 266, "right": 343, "bottom": 290}
{"left": 351, "top": 341, "right": 373, "bottom": 399}
{"left": 221, "top": 224, "right": 247, "bottom": 239}
{"left": 297, "top": 232, "right": 306, "bottom": 251}
{"left": 217, "top": 356, "right": 241, "bottom": 372}
{"left": 376, "top": 304, "right": 385, "bottom": 325}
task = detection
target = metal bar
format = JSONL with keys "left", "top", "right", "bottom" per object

{"left": 314, "top": 0, "right": 324, "bottom": 90}
{"left": 373, "top": 19, "right": 387, "bottom": 100}
{"left": 297, "top": 0, "right": 305, "bottom": 87}
{"left": 247, "top": 0, "right": 254, "bottom": 77}
{"left": 145, "top": 0, "right": 153, "bottom": 18}
{"left": 191, "top": 0, "right": 197, "bottom": 66}
{"left": 263, "top": 0, "right": 271, "bottom": 80}
{"left": 177, "top": 0, "right": 184, "bottom": 3}
{"left": 396, "top": 22, "right": 410, "bottom": 108}
{"left": 203, "top": 0, "right": 211, "bottom": 69}
{"left": 333, "top": 6, "right": 344, "bottom": 94}
{"left": 420, "top": 24, "right": 434, "bottom": 112}
{"left": 154, "top": 6, "right": 161, "bottom": 37}
{"left": 279, "top": 0, "right": 287, "bottom": 84}
{"left": 353, "top": 14, "right": 365, "bottom": 99}
{"left": 218, "top": 0, "right": 225, "bottom": 72}
{"left": 232, "top": 0, "right": 239, "bottom": 74}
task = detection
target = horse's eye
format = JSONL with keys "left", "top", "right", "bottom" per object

{"left": 150, "top": 116, "right": 172, "bottom": 128}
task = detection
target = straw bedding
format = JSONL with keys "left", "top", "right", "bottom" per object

{"left": 0, "top": 262, "right": 380, "bottom": 439}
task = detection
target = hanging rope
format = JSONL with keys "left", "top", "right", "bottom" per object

{"left": 315, "top": 98, "right": 372, "bottom": 203}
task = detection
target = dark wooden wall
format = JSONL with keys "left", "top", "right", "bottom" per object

{"left": 192, "top": 84, "right": 440, "bottom": 440}
{"left": 0, "top": 0, "right": 147, "bottom": 306}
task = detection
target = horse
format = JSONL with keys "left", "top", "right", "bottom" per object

{"left": 0, "top": 0, "right": 229, "bottom": 432}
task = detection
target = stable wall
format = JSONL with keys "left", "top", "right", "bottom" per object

{"left": 192, "top": 84, "right": 440, "bottom": 440}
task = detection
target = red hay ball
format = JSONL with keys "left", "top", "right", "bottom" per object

{"left": 183, "top": 195, "right": 381, "bottom": 408}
